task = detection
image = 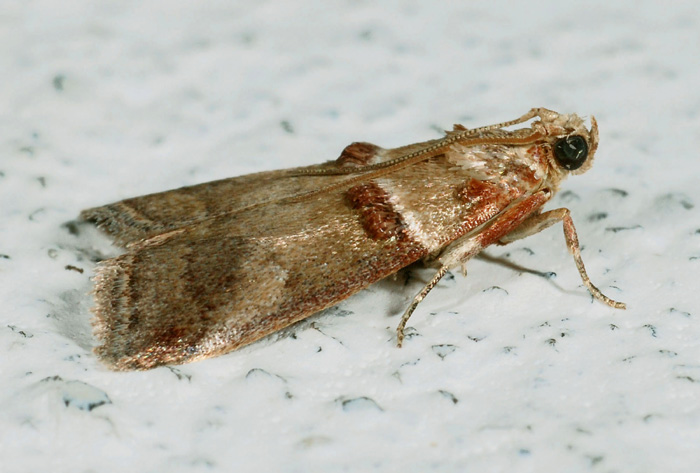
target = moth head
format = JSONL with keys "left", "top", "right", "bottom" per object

{"left": 537, "top": 111, "right": 599, "bottom": 177}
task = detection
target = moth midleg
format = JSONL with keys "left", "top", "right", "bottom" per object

{"left": 499, "top": 208, "right": 626, "bottom": 309}
{"left": 396, "top": 266, "right": 449, "bottom": 347}
{"left": 396, "top": 190, "right": 552, "bottom": 347}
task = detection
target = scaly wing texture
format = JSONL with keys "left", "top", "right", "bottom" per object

{"left": 81, "top": 165, "right": 345, "bottom": 247}
{"left": 92, "top": 152, "right": 531, "bottom": 370}
{"left": 80, "top": 138, "right": 446, "bottom": 247}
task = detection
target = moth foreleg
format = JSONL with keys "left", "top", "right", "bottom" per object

{"left": 500, "top": 208, "right": 626, "bottom": 309}
{"left": 395, "top": 191, "right": 626, "bottom": 348}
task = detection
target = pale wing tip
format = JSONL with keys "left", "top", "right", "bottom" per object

{"left": 80, "top": 205, "right": 152, "bottom": 248}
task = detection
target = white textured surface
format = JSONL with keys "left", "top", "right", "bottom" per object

{"left": 2, "top": 1, "right": 700, "bottom": 472}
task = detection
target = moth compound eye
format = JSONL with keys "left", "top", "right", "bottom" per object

{"left": 553, "top": 135, "right": 588, "bottom": 171}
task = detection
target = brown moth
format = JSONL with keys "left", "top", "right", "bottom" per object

{"left": 82, "top": 108, "right": 626, "bottom": 371}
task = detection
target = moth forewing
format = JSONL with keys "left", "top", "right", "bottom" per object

{"left": 82, "top": 108, "right": 625, "bottom": 370}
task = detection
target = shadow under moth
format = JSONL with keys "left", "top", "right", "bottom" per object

{"left": 81, "top": 108, "right": 626, "bottom": 371}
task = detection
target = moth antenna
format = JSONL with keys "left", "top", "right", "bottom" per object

{"left": 286, "top": 130, "right": 546, "bottom": 203}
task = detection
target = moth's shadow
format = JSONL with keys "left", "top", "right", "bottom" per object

{"left": 53, "top": 287, "right": 96, "bottom": 352}
{"left": 51, "top": 219, "right": 122, "bottom": 353}
{"left": 373, "top": 252, "right": 569, "bottom": 315}
{"left": 476, "top": 252, "right": 563, "bottom": 285}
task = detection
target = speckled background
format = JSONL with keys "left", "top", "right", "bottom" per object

{"left": 2, "top": 1, "right": 699, "bottom": 472}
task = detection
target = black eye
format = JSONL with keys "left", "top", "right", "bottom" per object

{"left": 553, "top": 135, "right": 588, "bottom": 171}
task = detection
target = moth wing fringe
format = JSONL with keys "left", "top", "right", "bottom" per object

{"left": 90, "top": 254, "right": 143, "bottom": 370}
{"left": 80, "top": 206, "right": 143, "bottom": 248}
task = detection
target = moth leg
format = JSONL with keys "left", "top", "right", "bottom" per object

{"left": 499, "top": 208, "right": 626, "bottom": 310}
{"left": 470, "top": 108, "right": 557, "bottom": 134}
{"left": 396, "top": 266, "right": 449, "bottom": 347}
{"left": 396, "top": 191, "right": 625, "bottom": 347}
{"left": 396, "top": 256, "right": 471, "bottom": 345}
{"left": 396, "top": 190, "right": 553, "bottom": 347}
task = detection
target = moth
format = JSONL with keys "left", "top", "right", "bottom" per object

{"left": 81, "top": 108, "right": 625, "bottom": 371}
